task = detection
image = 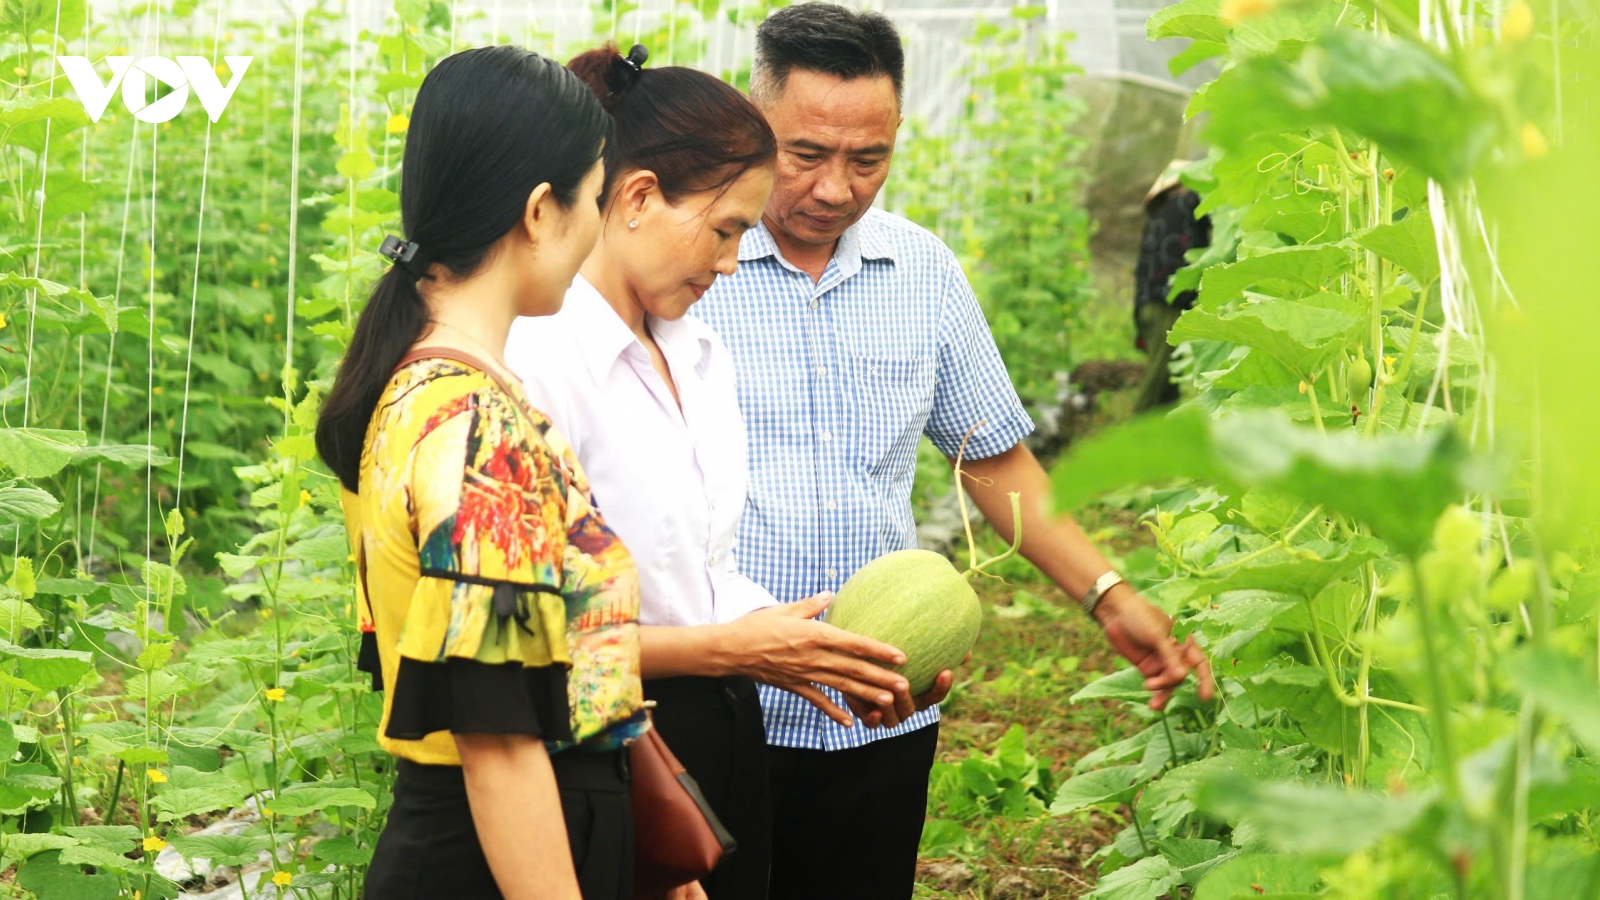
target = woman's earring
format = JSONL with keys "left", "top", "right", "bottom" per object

{"left": 628, "top": 220, "right": 639, "bottom": 229}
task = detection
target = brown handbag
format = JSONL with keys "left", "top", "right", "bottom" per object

{"left": 630, "top": 714, "right": 737, "bottom": 897}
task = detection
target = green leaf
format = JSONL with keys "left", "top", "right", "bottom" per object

{"left": 1, "top": 832, "right": 78, "bottom": 859}
{"left": 0, "top": 597, "right": 44, "bottom": 634}
{"left": 311, "top": 835, "right": 374, "bottom": 866}
{"left": 0, "top": 638, "right": 92, "bottom": 691}
{"left": 1051, "top": 765, "right": 1144, "bottom": 814}
{"left": 0, "top": 484, "right": 60, "bottom": 525}
{"left": 166, "top": 833, "right": 274, "bottom": 868}
{"left": 15, "top": 851, "right": 120, "bottom": 900}
{"left": 72, "top": 443, "right": 174, "bottom": 468}
{"left": 1148, "top": 0, "right": 1227, "bottom": 42}
{"left": 918, "top": 817, "right": 969, "bottom": 857}
{"left": 1170, "top": 301, "right": 1361, "bottom": 377}
{"left": 150, "top": 784, "right": 250, "bottom": 822}
{"left": 0, "top": 768, "right": 62, "bottom": 814}
{"left": 1194, "top": 853, "right": 1324, "bottom": 899}
{"left": 58, "top": 843, "right": 142, "bottom": 873}
{"left": 1070, "top": 666, "right": 1151, "bottom": 703}
{"left": 265, "top": 785, "right": 377, "bottom": 817}
{"left": 1197, "top": 30, "right": 1498, "bottom": 184}
{"left": 1504, "top": 648, "right": 1600, "bottom": 752}
{"left": 1355, "top": 210, "right": 1440, "bottom": 284}
{"left": 1052, "top": 408, "right": 1488, "bottom": 553}
{"left": 0, "top": 428, "right": 88, "bottom": 478}
{"left": 1087, "top": 854, "right": 1183, "bottom": 900}
{"left": 1194, "top": 776, "right": 1437, "bottom": 854}
{"left": 1195, "top": 245, "right": 1354, "bottom": 310}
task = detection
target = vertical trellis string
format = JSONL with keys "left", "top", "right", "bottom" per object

{"left": 284, "top": 4, "right": 307, "bottom": 432}
{"left": 145, "top": 0, "right": 165, "bottom": 575}
{"left": 20, "top": 0, "right": 66, "bottom": 434}
{"left": 174, "top": 0, "right": 229, "bottom": 513}
{"left": 89, "top": 1, "right": 158, "bottom": 565}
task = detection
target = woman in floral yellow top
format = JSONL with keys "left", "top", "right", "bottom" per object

{"left": 314, "top": 46, "right": 644, "bottom": 900}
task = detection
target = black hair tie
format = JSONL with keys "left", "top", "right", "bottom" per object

{"left": 378, "top": 233, "right": 427, "bottom": 280}
{"left": 605, "top": 43, "right": 649, "bottom": 94}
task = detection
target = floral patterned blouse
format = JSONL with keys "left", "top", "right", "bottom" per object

{"left": 343, "top": 349, "right": 649, "bottom": 766}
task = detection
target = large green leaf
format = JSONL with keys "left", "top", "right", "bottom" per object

{"left": 1355, "top": 210, "right": 1440, "bottom": 284}
{"left": 1050, "top": 765, "right": 1144, "bottom": 814}
{"left": 1148, "top": 0, "right": 1228, "bottom": 42}
{"left": 1194, "top": 776, "right": 1438, "bottom": 854}
{"left": 0, "top": 485, "right": 62, "bottom": 526}
{"left": 1195, "top": 245, "right": 1354, "bottom": 310}
{"left": 1170, "top": 300, "right": 1361, "bottom": 377}
{"left": 0, "top": 428, "right": 88, "bottom": 478}
{"left": 1195, "top": 853, "right": 1324, "bottom": 899}
{"left": 1087, "top": 855, "right": 1183, "bottom": 900}
{"left": 15, "top": 851, "right": 119, "bottom": 900}
{"left": 0, "top": 638, "right": 92, "bottom": 692}
{"left": 1504, "top": 649, "right": 1600, "bottom": 752}
{"left": 1052, "top": 408, "right": 1485, "bottom": 553}
{"left": 166, "top": 833, "right": 274, "bottom": 868}
{"left": 1196, "top": 30, "right": 1499, "bottom": 185}
{"left": 265, "top": 784, "right": 377, "bottom": 817}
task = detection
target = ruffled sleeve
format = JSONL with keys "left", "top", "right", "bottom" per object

{"left": 384, "top": 381, "right": 575, "bottom": 744}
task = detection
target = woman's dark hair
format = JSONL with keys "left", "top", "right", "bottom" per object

{"left": 316, "top": 45, "right": 611, "bottom": 493}
{"left": 566, "top": 44, "right": 776, "bottom": 207}
{"left": 749, "top": 4, "right": 905, "bottom": 106}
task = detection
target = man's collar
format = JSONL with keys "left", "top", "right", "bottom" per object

{"left": 736, "top": 210, "right": 899, "bottom": 273}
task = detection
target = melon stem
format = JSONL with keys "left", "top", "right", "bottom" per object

{"left": 966, "top": 491, "right": 1023, "bottom": 578}
{"left": 953, "top": 421, "right": 986, "bottom": 574}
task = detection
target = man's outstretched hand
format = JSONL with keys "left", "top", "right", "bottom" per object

{"left": 1093, "top": 584, "right": 1214, "bottom": 710}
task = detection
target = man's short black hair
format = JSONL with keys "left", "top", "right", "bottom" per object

{"left": 750, "top": 4, "right": 904, "bottom": 106}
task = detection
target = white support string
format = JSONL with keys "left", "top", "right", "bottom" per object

{"left": 284, "top": 6, "right": 307, "bottom": 433}
{"left": 21, "top": 0, "right": 67, "bottom": 430}
{"left": 146, "top": 0, "right": 164, "bottom": 577}
{"left": 89, "top": 0, "right": 157, "bottom": 566}
{"left": 174, "top": 0, "right": 229, "bottom": 512}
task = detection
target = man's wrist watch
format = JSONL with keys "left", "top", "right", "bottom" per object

{"left": 1079, "top": 570, "right": 1124, "bottom": 618}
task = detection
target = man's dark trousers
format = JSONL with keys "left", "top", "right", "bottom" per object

{"left": 767, "top": 723, "right": 939, "bottom": 899}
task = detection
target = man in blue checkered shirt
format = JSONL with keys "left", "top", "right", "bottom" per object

{"left": 693, "top": 6, "right": 1216, "bottom": 897}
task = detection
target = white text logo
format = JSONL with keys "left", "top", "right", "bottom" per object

{"left": 56, "top": 56, "right": 253, "bottom": 124}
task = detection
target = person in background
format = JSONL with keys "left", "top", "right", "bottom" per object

{"left": 692, "top": 6, "right": 1217, "bottom": 898}
{"left": 315, "top": 46, "right": 647, "bottom": 900}
{"left": 505, "top": 44, "right": 916, "bottom": 900}
{"left": 1133, "top": 160, "right": 1211, "bottom": 412}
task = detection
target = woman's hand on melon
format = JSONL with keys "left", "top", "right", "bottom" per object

{"left": 723, "top": 595, "right": 915, "bottom": 728}
{"left": 1093, "top": 584, "right": 1215, "bottom": 710}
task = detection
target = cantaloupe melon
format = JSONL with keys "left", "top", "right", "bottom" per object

{"left": 825, "top": 548, "right": 982, "bottom": 695}
{"left": 825, "top": 430, "right": 1024, "bottom": 698}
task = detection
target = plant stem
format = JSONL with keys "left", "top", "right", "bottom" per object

{"left": 1408, "top": 559, "right": 1459, "bottom": 801}
{"left": 967, "top": 492, "right": 1023, "bottom": 577}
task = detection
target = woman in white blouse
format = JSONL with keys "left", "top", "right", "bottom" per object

{"left": 506, "top": 46, "right": 914, "bottom": 900}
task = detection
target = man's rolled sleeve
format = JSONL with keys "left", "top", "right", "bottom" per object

{"left": 924, "top": 253, "right": 1035, "bottom": 461}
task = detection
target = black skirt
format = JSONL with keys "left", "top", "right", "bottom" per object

{"left": 643, "top": 675, "right": 771, "bottom": 900}
{"left": 364, "top": 750, "right": 633, "bottom": 900}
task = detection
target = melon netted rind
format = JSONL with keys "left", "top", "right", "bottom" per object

{"left": 826, "top": 548, "right": 982, "bottom": 696}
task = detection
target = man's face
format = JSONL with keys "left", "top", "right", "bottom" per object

{"left": 758, "top": 68, "right": 900, "bottom": 248}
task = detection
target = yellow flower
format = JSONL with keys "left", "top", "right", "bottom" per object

{"left": 265, "top": 687, "right": 286, "bottom": 702}
{"left": 387, "top": 114, "right": 410, "bottom": 134}
{"left": 1220, "top": 0, "right": 1278, "bottom": 26}
{"left": 0, "top": 313, "right": 7, "bottom": 329}
{"left": 1521, "top": 122, "right": 1549, "bottom": 159}
{"left": 1298, "top": 380, "right": 1308, "bottom": 394}
{"left": 272, "top": 871, "right": 293, "bottom": 887}
{"left": 264, "top": 313, "right": 276, "bottom": 325}
{"left": 147, "top": 769, "right": 167, "bottom": 784}
{"left": 11, "top": 66, "right": 26, "bottom": 78}
{"left": 143, "top": 835, "right": 167, "bottom": 853}
{"left": 152, "top": 386, "right": 164, "bottom": 395}
{"left": 1502, "top": 0, "right": 1534, "bottom": 42}
{"left": 299, "top": 489, "right": 312, "bottom": 506}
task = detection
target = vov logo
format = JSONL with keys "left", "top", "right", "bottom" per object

{"left": 56, "top": 56, "right": 253, "bottom": 124}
